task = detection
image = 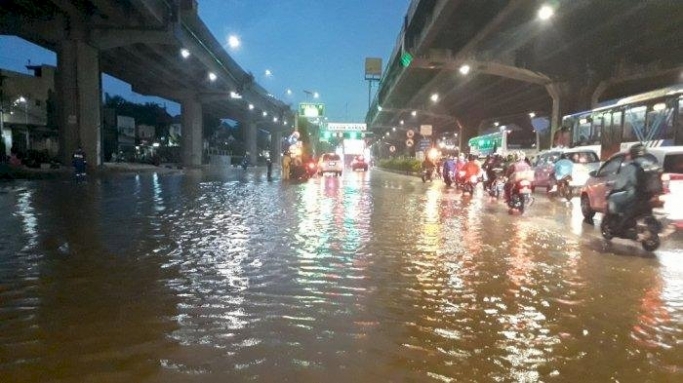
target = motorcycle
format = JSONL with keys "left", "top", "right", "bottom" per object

{"left": 462, "top": 175, "right": 479, "bottom": 195}
{"left": 421, "top": 167, "right": 435, "bottom": 183}
{"left": 549, "top": 174, "right": 573, "bottom": 202}
{"left": 601, "top": 194, "right": 664, "bottom": 251}
{"left": 455, "top": 170, "right": 467, "bottom": 189}
{"left": 507, "top": 179, "right": 534, "bottom": 213}
{"left": 443, "top": 170, "right": 455, "bottom": 187}
{"left": 486, "top": 167, "right": 505, "bottom": 197}
{"left": 305, "top": 160, "right": 318, "bottom": 177}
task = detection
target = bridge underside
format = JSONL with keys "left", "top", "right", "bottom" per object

{"left": 368, "top": 0, "right": 683, "bottom": 148}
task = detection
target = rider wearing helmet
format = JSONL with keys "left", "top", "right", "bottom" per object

{"left": 504, "top": 151, "right": 534, "bottom": 201}
{"left": 607, "top": 143, "right": 659, "bottom": 230}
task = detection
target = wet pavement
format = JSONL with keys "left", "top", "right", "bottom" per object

{"left": 1, "top": 168, "right": 682, "bottom": 382}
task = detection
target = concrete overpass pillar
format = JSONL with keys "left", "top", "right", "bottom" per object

{"left": 55, "top": 39, "right": 101, "bottom": 167}
{"left": 181, "top": 98, "right": 203, "bottom": 168}
{"left": 246, "top": 120, "right": 258, "bottom": 165}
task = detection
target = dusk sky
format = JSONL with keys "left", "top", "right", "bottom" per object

{"left": 0, "top": 0, "right": 408, "bottom": 122}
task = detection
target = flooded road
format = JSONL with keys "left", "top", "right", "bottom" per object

{"left": 1, "top": 169, "right": 682, "bottom": 382}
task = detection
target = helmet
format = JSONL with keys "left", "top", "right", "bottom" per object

{"left": 629, "top": 143, "right": 646, "bottom": 158}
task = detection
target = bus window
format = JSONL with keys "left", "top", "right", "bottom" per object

{"left": 645, "top": 101, "right": 674, "bottom": 143}
{"left": 623, "top": 106, "right": 646, "bottom": 142}
{"left": 590, "top": 115, "right": 603, "bottom": 144}
{"left": 574, "top": 118, "right": 592, "bottom": 145}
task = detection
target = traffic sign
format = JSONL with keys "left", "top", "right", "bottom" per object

{"left": 389, "top": 145, "right": 396, "bottom": 153}
{"left": 406, "top": 138, "right": 414, "bottom": 147}
{"left": 420, "top": 124, "right": 432, "bottom": 136}
{"left": 418, "top": 139, "right": 431, "bottom": 151}
{"left": 298, "top": 103, "right": 325, "bottom": 117}
{"left": 406, "top": 129, "right": 415, "bottom": 138}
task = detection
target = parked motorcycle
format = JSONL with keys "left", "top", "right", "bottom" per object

{"left": 507, "top": 179, "right": 534, "bottom": 213}
{"left": 601, "top": 195, "right": 664, "bottom": 251}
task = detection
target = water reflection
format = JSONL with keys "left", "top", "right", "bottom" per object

{"left": 0, "top": 171, "right": 682, "bottom": 382}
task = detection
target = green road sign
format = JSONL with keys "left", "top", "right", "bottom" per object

{"left": 299, "top": 103, "right": 325, "bottom": 118}
{"left": 400, "top": 51, "right": 413, "bottom": 67}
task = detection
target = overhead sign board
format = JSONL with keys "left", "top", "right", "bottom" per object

{"left": 326, "top": 122, "right": 367, "bottom": 131}
{"left": 420, "top": 124, "right": 432, "bottom": 136}
{"left": 299, "top": 103, "right": 325, "bottom": 118}
{"left": 365, "top": 57, "right": 382, "bottom": 77}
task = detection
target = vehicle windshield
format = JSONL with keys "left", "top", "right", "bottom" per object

{"left": 323, "top": 154, "right": 341, "bottom": 161}
{"left": 664, "top": 154, "right": 683, "bottom": 173}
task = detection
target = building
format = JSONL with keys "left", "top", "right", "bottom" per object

{"left": 0, "top": 65, "right": 57, "bottom": 158}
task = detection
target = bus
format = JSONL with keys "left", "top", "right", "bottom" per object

{"left": 468, "top": 125, "right": 536, "bottom": 157}
{"left": 558, "top": 84, "right": 683, "bottom": 160}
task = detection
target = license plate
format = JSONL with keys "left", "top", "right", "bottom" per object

{"left": 329, "top": 162, "right": 336, "bottom": 166}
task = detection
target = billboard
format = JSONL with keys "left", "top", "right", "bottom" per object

{"left": 365, "top": 57, "right": 382, "bottom": 78}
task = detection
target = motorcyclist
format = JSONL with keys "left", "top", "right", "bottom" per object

{"left": 504, "top": 151, "right": 534, "bottom": 201}
{"left": 549, "top": 153, "right": 574, "bottom": 192}
{"left": 462, "top": 154, "right": 482, "bottom": 181}
{"left": 442, "top": 155, "right": 455, "bottom": 185}
{"left": 422, "top": 156, "right": 436, "bottom": 172}
{"left": 607, "top": 143, "right": 658, "bottom": 231}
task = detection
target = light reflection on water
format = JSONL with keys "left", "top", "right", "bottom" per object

{"left": 0, "top": 170, "right": 682, "bottom": 382}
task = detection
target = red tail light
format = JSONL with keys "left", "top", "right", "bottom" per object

{"left": 308, "top": 163, "right": 316, "bottom": 169}
{"left": 661, "top": 173, "right": 670, "bottom": 194}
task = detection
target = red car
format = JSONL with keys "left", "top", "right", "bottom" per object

{"left": 351, "top": 156, "right": 369, "bottom": 171}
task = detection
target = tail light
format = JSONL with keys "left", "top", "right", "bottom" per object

{"left": 308, "top": 163, "right": 316, "bottom": 169}
{"left": 661, "top": 173, "right": 670, "bottom": 194}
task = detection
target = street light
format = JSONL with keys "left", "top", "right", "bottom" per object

{"left": 248, "top": 103, "right": 254, "bottom": 110}
{"left": 459, "top": 64, "right": 471, "bottom": 75}
{"left": 264, "top": 69, "right": 272, "bottom": 77}
{"left": 180, "top": 48, "right": 190, "bottom": 58}
{"left": 411, "top": 110, "right": 417, "bottom": 117}
{"left": 208, "top": 72, "right": 217, "bottom": 81}
{"left": 228, "top": 35, "right": 240, "bottom": 49}
{"left": 528, "top": 112, "right": 536, "bottom": 118}
{"left": 430, "top": 93, "right": 439, "bottom": 102}
{"left": 538, "top": 5, "right": 554, "bottom": 20}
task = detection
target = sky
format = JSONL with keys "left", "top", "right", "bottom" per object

{"left": 0, "top": 0, "right": 408, "bottom": 122}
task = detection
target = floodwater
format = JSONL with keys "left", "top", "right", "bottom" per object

{"left": 1, "top": 169, "right": 682, "bottom": 382}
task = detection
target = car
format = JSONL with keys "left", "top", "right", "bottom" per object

{"left": 532, "top": 150, "right": 564, "bottom": 190}
{"left": 318, "top": 153, "right": 343, "bottom": 176}
{"left": 351, "top": 155, "right": 369, "bottom": 171}
{"left": 580, "top": 146, "right": 683, "bottom": 229}
{"left": 533, "top": 148, "right": 600, "bottom": 192}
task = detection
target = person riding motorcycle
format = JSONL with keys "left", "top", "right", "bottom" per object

{"left": 607, "top": 143, "right": 658, "bottom": 232}
{"left": 422, "top": 156, "right": 436, "bottom": 181}
{"left": 462, "top": 154, "right": 482, "bottom": 181}
{"left": 504, "top": 151, "right": 534, "bottom": 201}
{"left": 442, "top": 155, "right": 456, "bottom": 185}
{"left": 549, "top": 153, "right": 574, "bottom": 192}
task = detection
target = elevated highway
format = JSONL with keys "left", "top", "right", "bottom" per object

{"left": 1, "top": 0, "right": 292, "bottom": 166}
{"left": 367, "top": 0, "right": 683, "bottom": 149}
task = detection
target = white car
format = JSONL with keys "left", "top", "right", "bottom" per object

{"left": 580, "top": 146, "right": 683, "bottom": 230}
{"left": 532, "top": 148, "right": 599, "bottom": 192}
{"left": 318, "top": 153, "right": 343, "bottom": 176}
